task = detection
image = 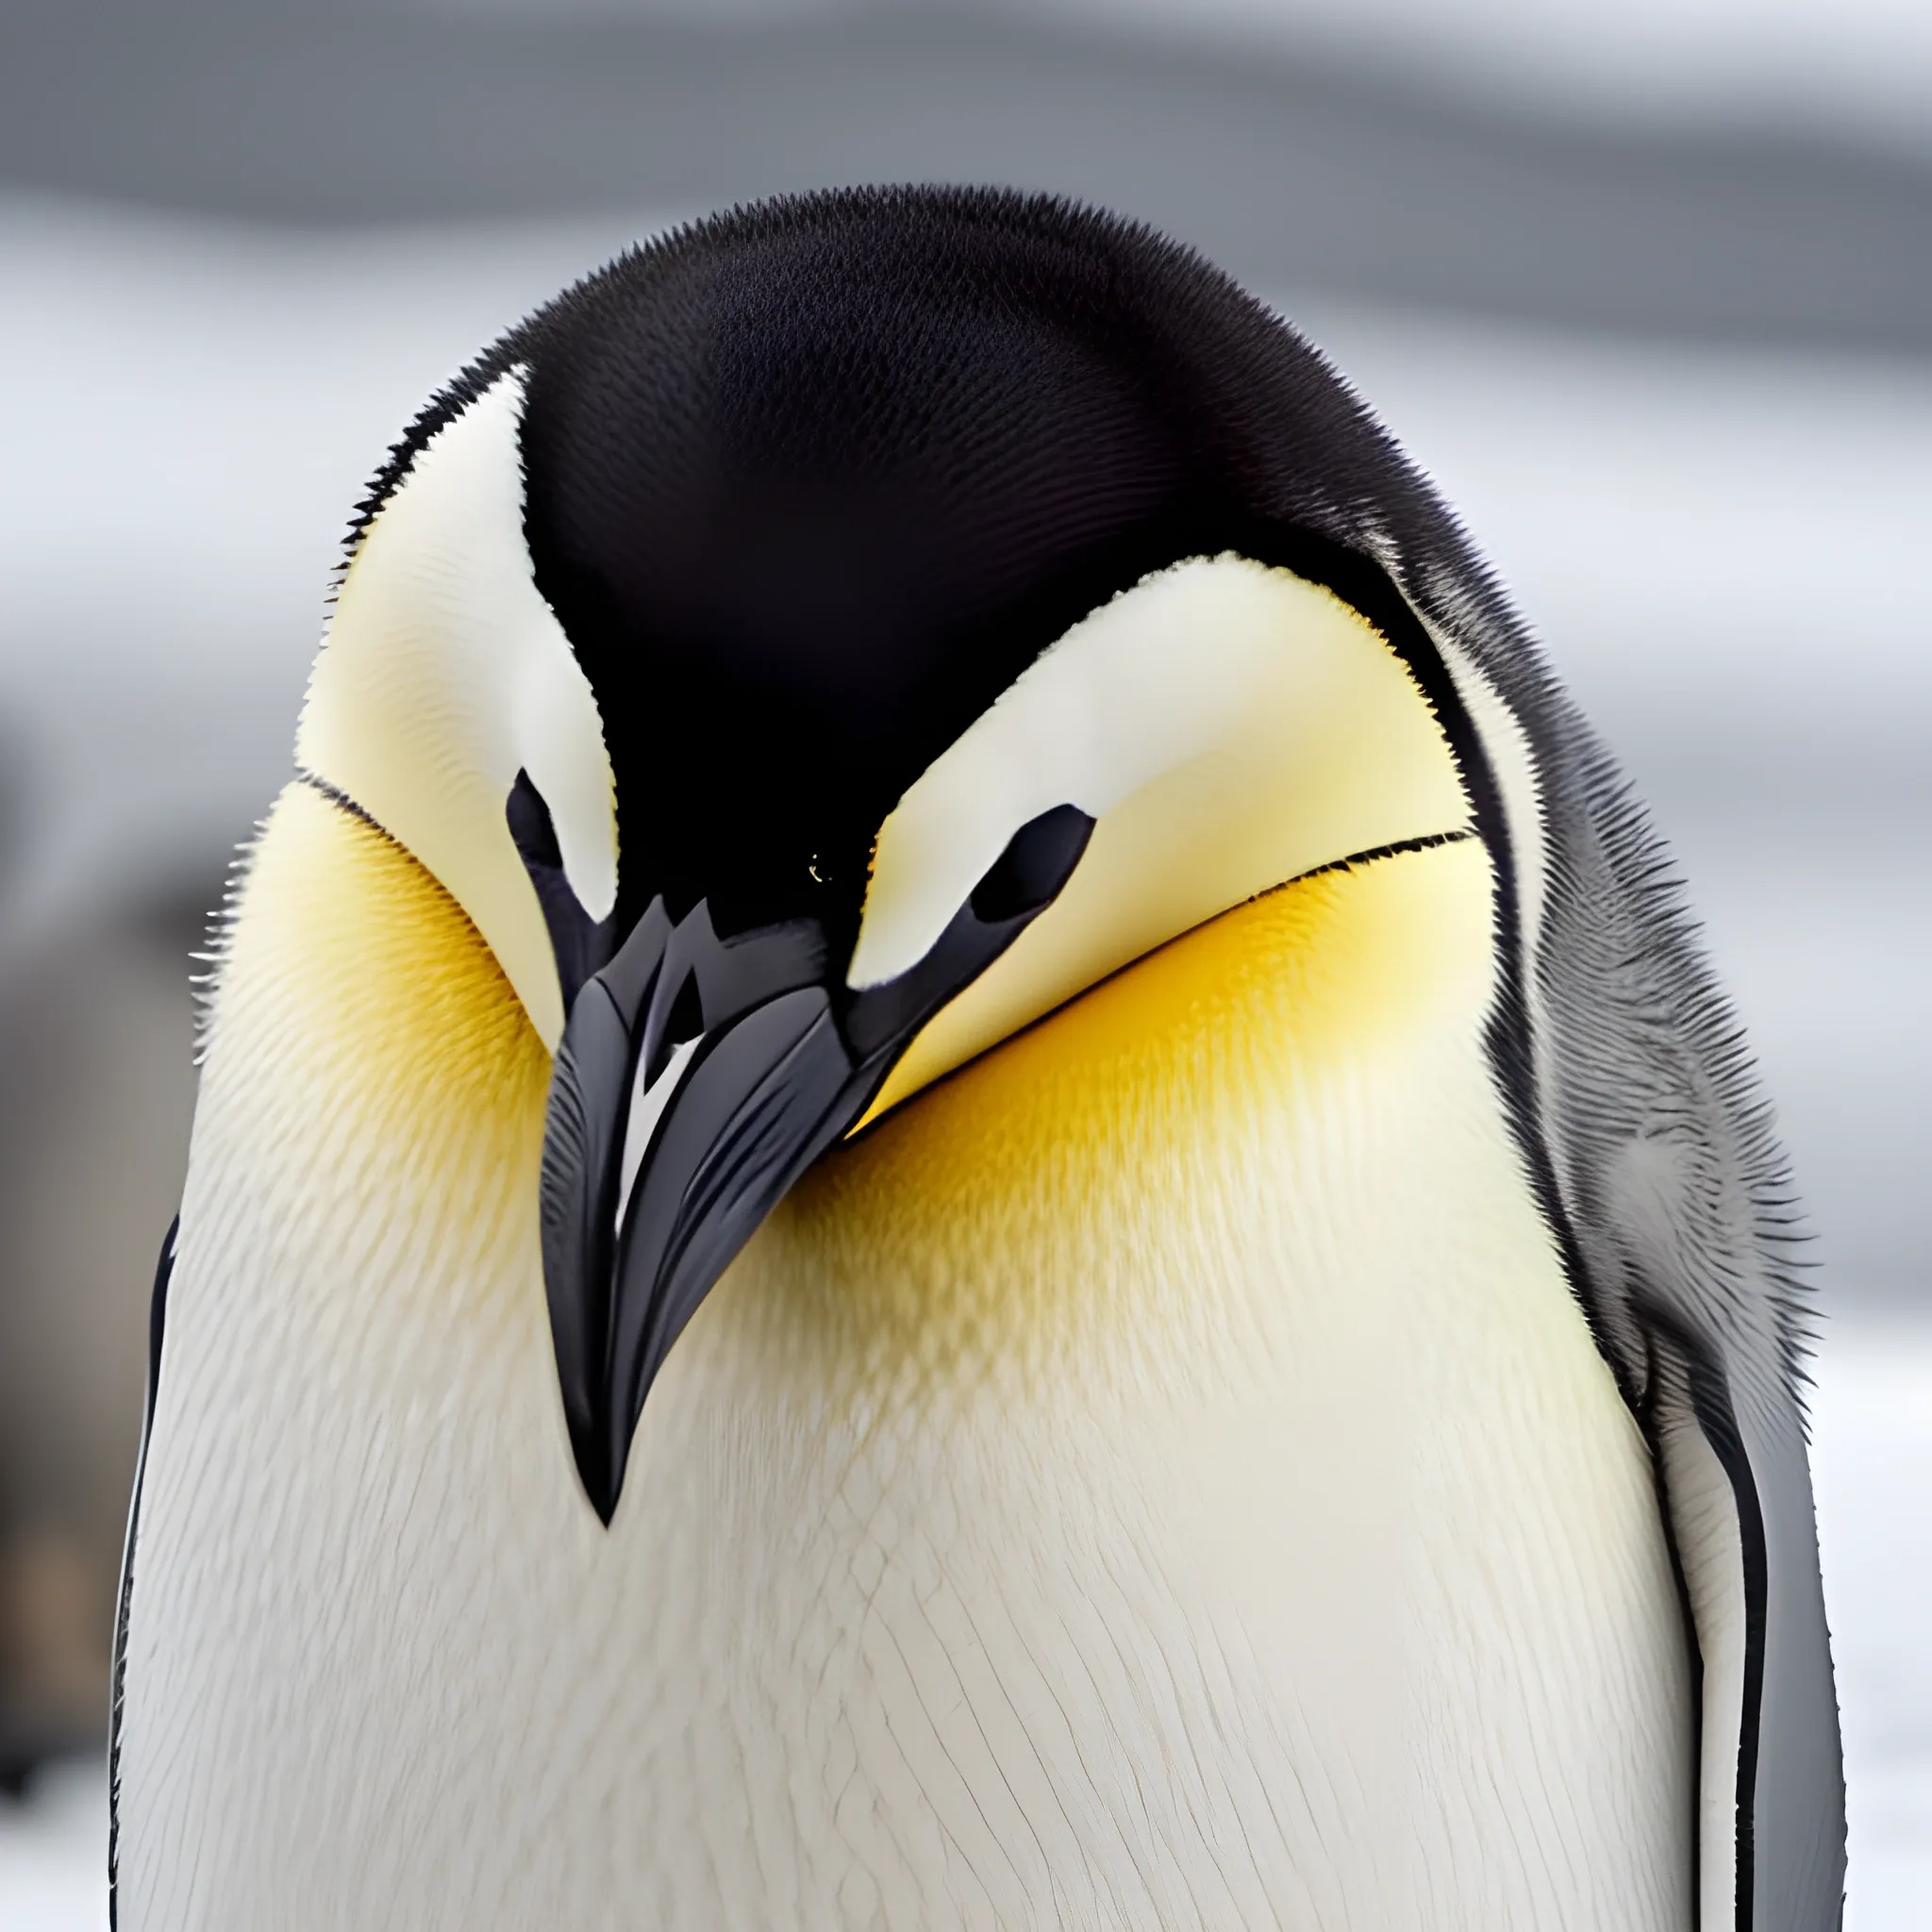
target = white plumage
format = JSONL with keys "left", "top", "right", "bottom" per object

{"left": 123, "top": 787, "right": 1690, "bottom": 1927}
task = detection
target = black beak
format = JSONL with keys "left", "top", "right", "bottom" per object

{"left": 535, "top": 802, "right": 1095, "bottom": 1523}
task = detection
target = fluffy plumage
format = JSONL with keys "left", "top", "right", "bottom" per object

{"left": 114, "top": 188, "right": 1843, "bottom": 1931}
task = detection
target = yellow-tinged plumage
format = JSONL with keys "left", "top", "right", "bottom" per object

{"left": 201, "top": 782, "right": 551, "bottom": 1363}
{"left": 781, "top": 830, "right": 1500, "bottom": 1374}
{"left": 222, "top": 781, "right": 549, "bottom": 1140}
{"left": 128, "top": 751, "right": 1690, "bottom": 1930}
{"left": 849, "top": 561, "right": 1474, "bottom": 1125}
{"left": 227, "top": 777, "right": 1500, "bottom": 1395}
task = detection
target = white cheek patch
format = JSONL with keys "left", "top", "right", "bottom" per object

{"left": 848, "top": 556, "right": 1253, "bottom": 989}
{"left": 296, "top": 368, "right": 618, "bottom": 1051}
{"left": 849, "top": 555, "right": 1474, "bottom": 1123}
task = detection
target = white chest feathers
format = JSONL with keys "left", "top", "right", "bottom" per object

{"left": 119, "top": 790, "right": 1691, "bottom": 1930}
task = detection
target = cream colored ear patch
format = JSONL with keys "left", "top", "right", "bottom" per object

{"left": 852, "top": 555, "right": 1472, "bottom": 1125}
{"left": 296, "top": 369, "right": 617, "bottom": 1051}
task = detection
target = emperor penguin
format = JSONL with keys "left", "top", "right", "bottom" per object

{"left": 111, "top": 189, "right": 1845, "bottom": 1930}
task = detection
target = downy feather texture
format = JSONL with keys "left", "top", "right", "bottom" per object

{"left": 114, "top": 188, "right": 1842, "bottom": 1931}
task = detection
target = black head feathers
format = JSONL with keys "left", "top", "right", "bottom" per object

{"left": 357, "top": 187, "right": 1446, "bottom": 952}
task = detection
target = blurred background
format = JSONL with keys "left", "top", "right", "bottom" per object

{"left": 2, "top": 0, "right": 1928, "bottom": 1923}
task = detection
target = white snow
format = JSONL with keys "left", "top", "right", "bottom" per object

{"left": 1816, "top": 1322, "right": 1932, "bottom": 1927}
{"left": 0, "top": 1757, "right": 105, "bottom": 1932}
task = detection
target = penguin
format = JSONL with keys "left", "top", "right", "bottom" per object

{"left": 110, "top": 188, "right": 1844, "bottom": 1930}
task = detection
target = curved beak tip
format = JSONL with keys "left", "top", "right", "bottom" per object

{"left": 537, "top": 903, "right": 866, "bottom": 1525}
{"left": 534, "top": 804, "right": 1095, "bottom": 1524}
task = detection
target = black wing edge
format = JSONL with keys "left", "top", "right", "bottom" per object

{"left": 1641, "top": 1307, "right": 1847, "bottom": 1931}
{"left": 107, "top": 1214, "right": 178, "bottom": 1930}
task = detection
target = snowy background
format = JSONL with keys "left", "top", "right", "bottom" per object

{"left": 2, "top": 0, "right": 1928, "bottom": 1923}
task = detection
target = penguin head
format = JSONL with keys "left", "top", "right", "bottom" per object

{"left": 298, "top": 189, "right": 1491, "bottom": 1521}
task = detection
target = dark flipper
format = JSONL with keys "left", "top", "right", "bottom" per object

{"left": 108, "top": 1215, "right": 177, "bottom": 1931}
{"left": 1643, "top": 1310, "right": 1846, "bottom": 1930}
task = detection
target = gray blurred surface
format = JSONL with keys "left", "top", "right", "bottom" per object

{"left": 0, "top": 893, "right": 198, "bottom": 1775}
{"left": 5, "top": 0, "right": 1932, "bottom": 351}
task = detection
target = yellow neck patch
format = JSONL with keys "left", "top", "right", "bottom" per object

{"left": 213, "top": 785, "right": 1506, "bottom": 1408}
{"left": 205, "top": 783, "right": 552, "bottom": 1289}
{"left": 713, "top": 831, "right": 1505, "bottom": 1394}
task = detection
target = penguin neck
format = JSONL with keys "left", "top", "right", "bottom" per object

{"left": 192, "top": 788, "right": 1559, "bottom": 1459}
{"left": 184, "top": 777, "right": 554, "bottom": 1358}
{"left": 690, "top": 829, "right": 1532, "bottom": 1408}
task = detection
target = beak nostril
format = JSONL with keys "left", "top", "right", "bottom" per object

{"left": 664, "top": 973, "right": 705, "bottom": 1050}
{"left": 640, "top": 969, "right": 706, "bottom": 1092}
